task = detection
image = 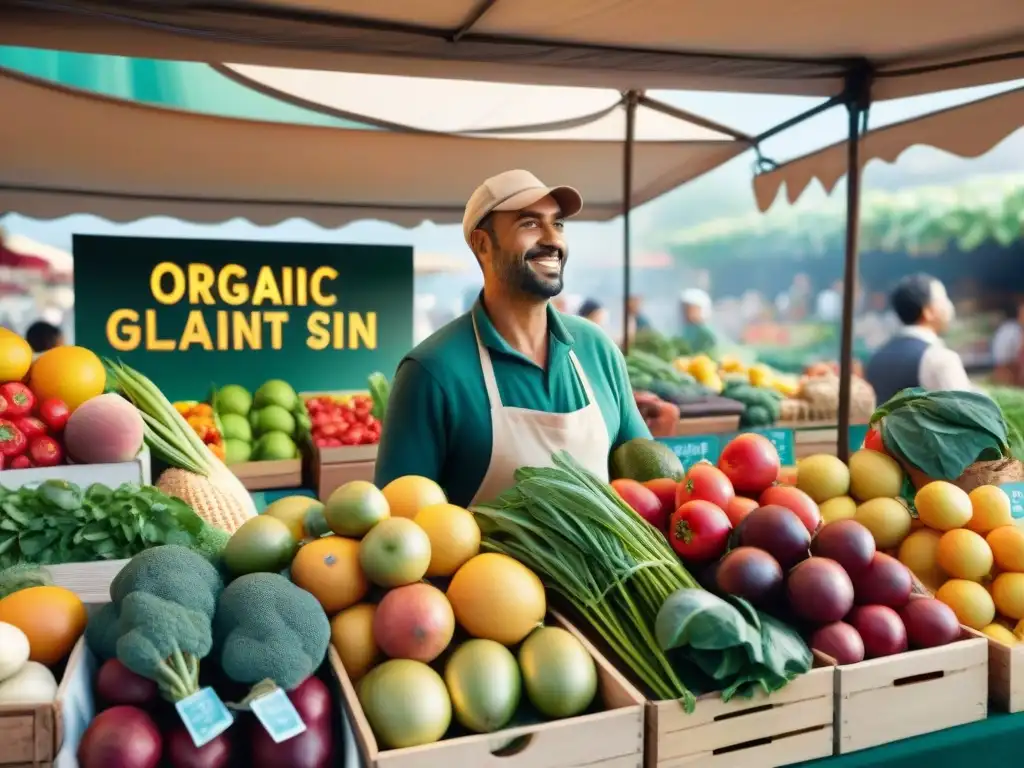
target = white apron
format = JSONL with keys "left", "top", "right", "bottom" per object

{"left": 469, "top": 315, "right": 611, "bottom": 506}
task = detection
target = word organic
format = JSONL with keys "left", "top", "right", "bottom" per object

{"left": 105, "top": 263, "right": 377, "bottom": 352}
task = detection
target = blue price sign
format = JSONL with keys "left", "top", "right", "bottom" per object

{"left": 1001, "top": 483, "right": 1024, "bottom": 520}
{"left": 251, "top": 687, "right": 307, "bottom": 743}
{"left": 659, "top": 435, "right": 721, "bottom": 470}
{"left": 175, "top": 687, "right": 234, "bottom": 748}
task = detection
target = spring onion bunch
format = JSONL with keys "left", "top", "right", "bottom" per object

{"left": 473, "top": 452, "right": 699, "bottom": 709}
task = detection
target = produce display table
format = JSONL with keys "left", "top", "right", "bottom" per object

{"left": 792, "top": 712, "right": 1024, "bottom": 768}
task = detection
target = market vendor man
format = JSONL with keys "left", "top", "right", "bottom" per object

{"left": 374, "top": 169, "right": 651, "bottom": 507}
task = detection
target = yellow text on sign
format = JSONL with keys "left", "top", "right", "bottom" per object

{"left": 103, "top": 262, "right": 378, "bottom": 351}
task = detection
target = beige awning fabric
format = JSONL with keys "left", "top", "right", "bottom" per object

{"left": 1, "top": 2, "right": 1022, "bottom": 98}
{"left": 0, "top": 68, "right": 748, "bottom": 227}
{"left": 752, "top": 85, "right": 1024, "bottom": 211}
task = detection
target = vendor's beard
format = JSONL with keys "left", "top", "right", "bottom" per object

{"left": 497, "top": 245, "right": 566, "bottom": 300}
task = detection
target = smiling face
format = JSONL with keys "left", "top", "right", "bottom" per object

{"left": 470, "top": 195, "right": 567, "bottom": 301}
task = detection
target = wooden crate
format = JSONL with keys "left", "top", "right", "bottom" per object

{"left": 47, "top": 559, "right": 128, "bottom": 603}
{"left": 981, "top": 631, "right": 1024, "bottom": 712}
{"left": 310, "top": 444, "right": 377, "bottom": 500}
{"left": 833, "top": 632, "right": 988, "bottom": 754}
{"left": 230, "top": 458, "right": 303, "bottom": 490}
{"left": 332, "top": 611, "right": 645, "bottom": 768}
{"left": 645, "top": 655, "right": 834, "bottom": 768}
{"left": 0, "top": 638, "right": 96, "bottom": 767}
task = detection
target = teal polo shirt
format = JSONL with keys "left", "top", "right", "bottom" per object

{"left": 374, "top": 301, "right": 651, "bottom": 507}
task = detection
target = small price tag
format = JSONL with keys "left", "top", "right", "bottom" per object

{"left": 1001, "top": 483, "right": 1024, "bottom": 521}
{"left": 658, "top": 435, "right": 721, "bottom": 470}
{"left": 175, "top": 687, "right": 234, "bottom": 748}
{"left": 250, "top": 687, "right": 307, "bottom": 743}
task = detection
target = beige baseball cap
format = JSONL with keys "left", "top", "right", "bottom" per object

{"left": 462, "top": 169, "right": 582, "bottom": 244}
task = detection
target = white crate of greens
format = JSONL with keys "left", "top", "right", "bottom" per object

{"left": 0, "top": 445, "right": 151, "bottom": 489}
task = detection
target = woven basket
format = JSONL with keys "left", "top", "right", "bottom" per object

{"left": 903, "top": 457, "right": 1024, "bottom": 494}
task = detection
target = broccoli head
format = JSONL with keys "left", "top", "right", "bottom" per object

{"left": 214, "top": 572, "right": 330, "bottom": 692}
{"left": 110, "top": 545, "right": 224, "bottom": 701}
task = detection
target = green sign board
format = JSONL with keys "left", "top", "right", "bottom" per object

{"left": 658, "top": 427, "right": 796, "bottom": 470}
{"left": 1003, "top": 483, "right": 1024, "bottom": 520}
{"left": 73, "top": 235, "right": 414, "bottom": 402}
{"left": 847, "top": 424, "right": 869, "bottom": 452}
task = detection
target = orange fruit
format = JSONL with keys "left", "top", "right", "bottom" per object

{"left": 0, "top": 329, "right": 32, "bottom": 382}
{"left": 988, "top": 525, "right": 1024, "bottom": 573}
{"left": 381, "top": 476, "right": 447, "bottom": 519}
{"left": 991, "top": 573, "right": 1024, "bottom": 620}
{"left": 935, "top": 579, "right": 995, "bottom": 630}
{"left": 330, "top": 603, "right": 380, "bottom": 681}
{"left": 936, "top": 528, "right": 993, "bottom": 582}
{"left": 29, "top": 346, "right": 106, "bottom": 411}
{"left": 447, "top": 553, "right": 546, "bottom": 646}
{"left": 0, "top": 586, "right": 87, "bottom": 665}
{"left": 898, "top": 528, "right": 946, "bottom": 590}
{"left": 291, "top": 535, "right": 368, "bottom": 614}
{"left": 967, "top": 486, "right": 1013, "bottom": 535}
{"left": 915, "top": 481, "right": 973, "bottom": 531}
{"left": 413, "top": 504, "right": 481, "bottom": 577}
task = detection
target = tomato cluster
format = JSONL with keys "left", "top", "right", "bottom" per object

{"left": 306, "top": 394, "right": 382, "bottom": 448}
{"left": 0, "top": 381, "right": 70, "bottom": 470}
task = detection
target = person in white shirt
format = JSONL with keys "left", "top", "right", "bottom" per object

{"left": 865, "top": 273, "right": 973, "bottom": 403}
{"left": 991, "top": 301, "right": 1024, "bottom": 385}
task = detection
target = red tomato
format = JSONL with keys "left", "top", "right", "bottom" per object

{"left": 28, "top": 435, "right": 63, "bottom": 467}
{"left": 675, "top": 462, "right": 735, "bottom": 510}
{"left": 642, "top": 478, "right": 678, "bottom": 528}
{"left": 13, "top": 417, "right": 47, "bottom": 440}
{"left": 723, "top": 496, "right": 759, "bottom": 528}
{"left": 759, "top": 485, "right": 822, "bottom": 534}
{"left": 0, "top": 382, "right": 34, "bottom": 418}
{"left": 668, "top": 501, "right": 732, "bottom": 562}
{"left": 864, "top": 426, "right": 886, "bottom": 454}
{"left": 718, "top": 433, "right": 781, "bottom": 495}
{"left": 9, "top": 454, "right": 31, "bottom": 469}
{"left": 39, "top": 398, "right": 70, "bottom": 433}
{"left": 612, "top": 479, "right": 668, "bottom": 529}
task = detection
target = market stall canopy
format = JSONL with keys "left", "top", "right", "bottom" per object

{"left": 2, "top": 0, "right": 1022, "bottom": 98}
{"left": 752, "top": 85, "right": 1024, "bottom": 211}
{"left": 0, "top": 60, "right": 749, "bottom": 227}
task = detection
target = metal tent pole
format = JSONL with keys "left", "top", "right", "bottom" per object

{"left": 837, "top": 68, "right": 872, "bottom": 462}
{"left": 622, "top": 90, "right": 639, "bottom": 352}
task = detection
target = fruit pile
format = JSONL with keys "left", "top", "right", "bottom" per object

{"left": 305, "top": 393, "right": 381, "bottom": 448}
{"left": 610, "top": 433, "right": 962, "bottom": 663}
{"left": 0, "top": 334, "right": 146, "bottom": 472}
{"left": 213, "top": 380, "right": 310, "bottom": 464}
{"left": 226, "top": 478, "right": 601, "bottom": 750}
{"left": 0, "top": 574, "right": 87, "bottom": 708}
{"left": 902, "top": 482, "right": 1024, "bottom": 645}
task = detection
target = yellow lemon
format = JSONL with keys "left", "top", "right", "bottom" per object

{"left": 935, "top": 579, "right": 995, "bottom": 630}
{"left": 447, "top": 554, "right": 546, "bottom": 646}
{"left": 898, "top": 528, "right": 946, "bottom": 590}
{"left": 981, "top": 623, "right": 1018, "bottom": 646}
{"left": 991, "top": 573, "right": 1024, "bottom": 620}
{"left": 854, "top": 497, "right": 912, "bottom": 549}
{"left": 381, "top": 476, "right": 447, "bottom": 519}
{"left": 820, "top": 496, "right": 857, "bottom": 524}
{"left": 936, "top": 528, "right": 993, "bottom": 582}
{"left": 987, "top": 525, "right": 1024, "bottom": 572}
{"left": 967, "top": 485, "right": 1013, "bottom": 535}
{"left": 413, "top": 504, "right": 482, "bottom": 578}
{"left": 915, "top": 481, "right": 973, "bottom": 531}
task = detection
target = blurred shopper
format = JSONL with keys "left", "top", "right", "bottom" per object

{"left": 25, "top": 320, "right": 64, "bottom": 355}
{"left": 680, "top": 289, "right": 716, "bottom": 355}
{"left": 991, "top": 300, "right": 1024, "bottom": 385}
{"left": 866, "top": 273, "right": 972, "bottom": 403}
{"left": 578, "top": 299, "right": 608, "bottom": 329}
